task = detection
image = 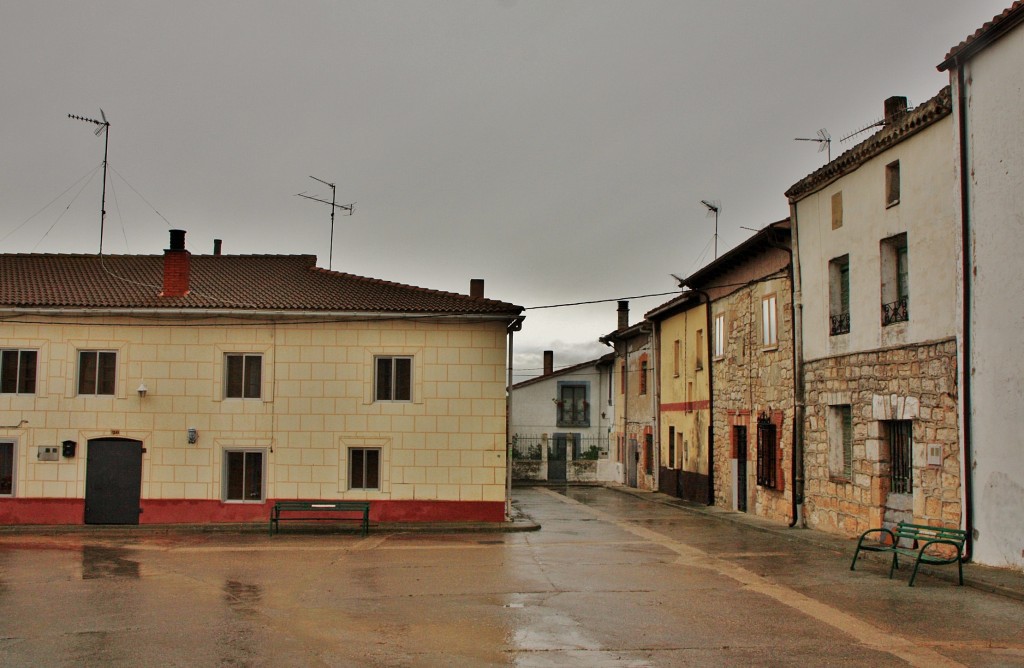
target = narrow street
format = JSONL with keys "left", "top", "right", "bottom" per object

{"left": 1, "top": 486, "right": 1021, "bottom": 667}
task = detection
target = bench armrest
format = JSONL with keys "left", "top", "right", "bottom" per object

{"left": 855, "top": 527, "right": 896, "bottom": 548}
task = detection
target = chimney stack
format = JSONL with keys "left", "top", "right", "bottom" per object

{"left": 213, "top": 239, "right": 222, "bottom": 256}
{"left": 161, "top": 229, "right": 191, "bottom": 297}
{"left": 470, "top": 278, "right": 484, "bottom": 299}
{"left": 617, "top": 300, "right": 630, "bottom": 330}
{"left": 884, "top": 96, "right": 908, "bottom": 122}
{"left": 543, "top": 350, "right": 554, "bottom": 376}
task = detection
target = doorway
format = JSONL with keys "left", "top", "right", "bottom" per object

{"left": 733, "top": 426, "right": 747, "bottom": 513}
{"left": 85, "top": 438, "right": 143, "bottom": 524}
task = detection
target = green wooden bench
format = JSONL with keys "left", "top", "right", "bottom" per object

{"left": 850, "top": 521, "right": 967, "bottom": 587}
{"left": 269, "top": 500, "right": 370, "bottom": 536}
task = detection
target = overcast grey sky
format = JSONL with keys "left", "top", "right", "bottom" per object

{"left": 0, "top": 1, "right": 1008, "bottom": 380}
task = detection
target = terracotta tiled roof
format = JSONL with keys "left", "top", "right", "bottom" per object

{"left": 0, "top": 253, "right": 523, "bottom": 315}
{"left": 939, "top": 1, "right": 1024, "bottom": 70}
{"left": 785, "top": 87, "right": 951, "bottom": 202}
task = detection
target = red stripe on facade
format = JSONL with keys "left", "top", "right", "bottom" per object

{"left": 660, "top": 400, "right": 711, "bottom": 412}
{"left": 0, "top": 499, "right": 506, "bottom": 525}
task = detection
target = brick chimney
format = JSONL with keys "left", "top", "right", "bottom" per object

{"left": 884, "top": 96, "right": 908, "bottom": 122}
{"left": 617, "top": 300, "right": 629, "bottom": 330}
{"left": 543, "top": 350, "right": 554, "bottom": 376}
{"left": 470, "top": 278, "right": 484, "bottom": 299}
{"left": 161, "top": 229, "right": 191, "bottom": 297}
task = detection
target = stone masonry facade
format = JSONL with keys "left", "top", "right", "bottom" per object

{"left": 712, "top": 272, "right": 794, "bottom": 523}
{"left": 802, "top": 338, "right": 961, "bottom": 536}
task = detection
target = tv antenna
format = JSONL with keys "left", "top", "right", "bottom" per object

{"left": 296, "top": 176, "right": 354, "bottom": 271}
{"left": 701, "top": 199, "right": 720, "bottom": 259}
{"left": 68, "top": 109, "right": 110, "bottom": 254}
{"left": 840, "top": 117, "right": 884, "bottom": 144}
{"left": 795, "top": 128, "right": 831, "bottom": 161}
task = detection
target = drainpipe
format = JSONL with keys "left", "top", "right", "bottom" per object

{"left": 771, "top": 221, "right": 805, "bottom": 528}
{"left": 506, "top": 316, "right": 524, "bottom": 520}
{"left": 954, "top": 62, "right": 975, "bottom": 561}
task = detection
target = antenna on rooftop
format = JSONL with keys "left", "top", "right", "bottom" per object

{"left": 68, "top": 109, "right": 110, "bottom": 254}
{"left": 839, "top": 118, "right": 884, "bottom": 144}
{"left": 701, "top": 199, "right": 721, "bottom": 260}
{"left": 795, "top": 128, "right": 831, "bottom": 161}
{"left": 296, "top": 176, "right": 354, "bottom": 271}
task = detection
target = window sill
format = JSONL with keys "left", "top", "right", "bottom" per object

{"left": 223, "top": 499, "right": 266, "bottom": 504}
{"left": 886, "top": 199, "right": 900, "bottom": 209}
{"left": 828, "top": 475, "right": 853, "bottom": 484}
{"left": 761, "top": 344, "right": 779, "bottom": 353}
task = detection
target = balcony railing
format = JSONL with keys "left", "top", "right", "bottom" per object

{"left": 882, "top": 297, "right": 909, "bottom": 326}
{"left": 830, "top": 312, "right": 850, "bottom": 336}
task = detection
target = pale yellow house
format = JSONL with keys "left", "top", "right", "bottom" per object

{"left": 646, "top": 293, "right": 711, "bottom": 503}
{"left": 0, "top": 230, "right": 523, "bottom": 525}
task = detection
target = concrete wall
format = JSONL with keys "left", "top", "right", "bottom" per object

{"left": 796, "top": 117, "right": 958, "bottom": 361}
{"left": 0, "top": 315, "right": 511, "bottom": 523}
{"left": 958, "top": 26, "right": 1024, "bottom": 570}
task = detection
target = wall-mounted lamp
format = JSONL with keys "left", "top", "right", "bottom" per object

{"left": 187, "top": 427, "right": 198, "bottom": 445}
{"left": 137, "top": 382, "right": 148, "bottom": 398}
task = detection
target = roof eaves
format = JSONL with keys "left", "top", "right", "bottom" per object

{"left": 682, "top": 219, "right": 791, "bottom": 289}
{"left": 785, "top": 87, "right": 952, "bottom": 202}
{"left": 939, "top": 1, "right": 1024, "bottom": 70}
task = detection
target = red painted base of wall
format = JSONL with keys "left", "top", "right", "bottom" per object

{"left": 0, "top": 498, "right": 505, "bottom": 525}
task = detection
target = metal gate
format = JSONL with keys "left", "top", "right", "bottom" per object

{"left": 85, "top": 438, "right": 143, "bottom": 525}
{"left": 548, "top": 435, "right": 567, "bottom": 482}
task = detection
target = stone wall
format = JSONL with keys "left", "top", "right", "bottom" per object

{"left": 712, "top": 273, "right": 795, "bottom": 524}
{"left": 802, "top": 338, "right": 961, "bottom": 536}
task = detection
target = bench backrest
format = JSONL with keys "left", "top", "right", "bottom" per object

{"left": 894, "top": 522, "right": 966, "bottom": 550}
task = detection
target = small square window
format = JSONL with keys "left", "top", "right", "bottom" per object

{"left": 1, "top": 349, "right": 37, "bottom": 394}
{"left": 226, "top": 354, "right": 262, "bottom": 399}
{"left": 78, "top": 350, "right": 116, "bottom": 395}
{"left": 349, "top": 448, "right": 381, "bottom": 490}
{"left": 375, "top": 356, "right": 412, "bottom": 401}
{"left": 224, "top": 450, "right": 264, "bottom": 501}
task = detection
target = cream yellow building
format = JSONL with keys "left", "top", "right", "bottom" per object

{"left": 0, "top": 230, "right": 523, "bottom": 525}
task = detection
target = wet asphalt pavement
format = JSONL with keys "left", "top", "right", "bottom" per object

{"left": 1, "top": 485, "right": 1022, "bottom": 667}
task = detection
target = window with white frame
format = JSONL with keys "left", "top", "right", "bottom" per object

{"left": 78, "top": 350, "right": 116, "bottom": 395}
{"left": 375, "top": 356, "right": 412, "bottom": 401}
{"left": 881, "top": 233, "right": 909, "bottom": 325}
{"left": 829, "top": 255, "right": 850, "bottom": 336}
{"left": 349, "top": 447, "right": 381, "bottom": 490}
{"left": 713, "top": 314, "right": 725, "bottom": 358}
{"left": 1, "top": 349, "right": 37, "bottom": 394}
{"left": 0, "top": 440, "right": 14, "bottom": 496}
{"left": 762, "top": 295, "right": 778, "bottom": 347}
{"left": 223, "top": 450, "right": 264, "bottom": 501}
{"left": 225, "top": 354, "right": 262, "bottom": 399}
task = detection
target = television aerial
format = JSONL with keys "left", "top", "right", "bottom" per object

{"left": 701, "top": 199, "right": 721, "bottom": 260}
{"left": 68, "top": 109, "right": 110, "bottom": 254}
{"left": 795, "top": 128, "right": 831, "bottom": 161}
{"left": 296, "top": 176, "right": 354, "bottom": 271}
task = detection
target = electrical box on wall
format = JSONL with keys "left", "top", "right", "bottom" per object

{"left": 38, "top": 446, "right": 59, "bottom": 461}
{"left": 62, "top": 440, "right": 77, "bottom": 458}
{"left": 927, "top": 444, "right": 942, "bottom": 467}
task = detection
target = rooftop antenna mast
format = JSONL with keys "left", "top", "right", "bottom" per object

{"left": 795, "top": 128, "right": 831, "bottom": 161}
{"left": 296, "top": 176, "right": 354, "bottom": 271}
{"left": 701, "top": 199, "right": 721, "bottom": 259}
{"left": 68, "top": 109, "right": 110, "bottom": 254}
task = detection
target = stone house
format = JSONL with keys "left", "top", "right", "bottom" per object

{"left": 645, "top": 292, "right": 711, "bottom": 504}
{"left": 682, "top": 220, "right": 795, "bottom": 522}
{"left": 0, "top": 230, "right": 524, "bottom": 525}
{"left": 600, "top": 302, "right": 656, "bottom": 490}
{"left": 938, "top": 0, "right": 1024, "bottom": 570}
{"left": 509, "top": 351, "right": 616, "bottom": 483}
{"left": 785, "top": 89, "right": 962, "bottom": 536}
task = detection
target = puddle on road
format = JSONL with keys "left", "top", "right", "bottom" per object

{"left": 81, "top": 546, "right": 141, "bottom": 580}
